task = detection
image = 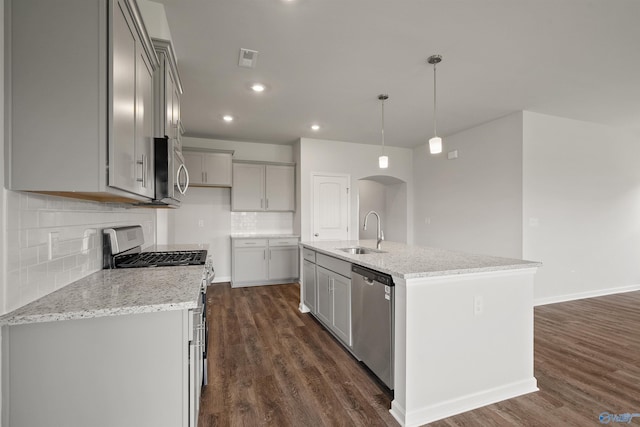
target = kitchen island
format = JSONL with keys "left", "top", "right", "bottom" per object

{"left": 0, "top": 244, "right": 209, "bottom": 427}
{"left": 299, "top": 240, "right": 541, "bottom": 427}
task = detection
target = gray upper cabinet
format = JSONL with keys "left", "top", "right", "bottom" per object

{"left": 231, "top": 161, "right": 295, "bottom": 212}
{"left": 6, "top": 0, "right": 158, "bottom": 203}
{"left": 153, "top": 39, "right": 182, "bottom": 141}
{"left": 183, "top": 149, "right": 233, "bottom": 187}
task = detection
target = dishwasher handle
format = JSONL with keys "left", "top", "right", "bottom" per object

{"left": 351, "top": 264, "right": 394, "bottom": 287}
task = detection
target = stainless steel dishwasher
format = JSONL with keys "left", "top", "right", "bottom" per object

{"left": 351, "top": 264, "right": 394, "bottom": 389}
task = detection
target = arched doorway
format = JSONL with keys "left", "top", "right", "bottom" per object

{"left": 358, "top": 175, "right": 407, "bottom": 243}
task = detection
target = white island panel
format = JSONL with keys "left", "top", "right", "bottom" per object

{"left": 392, "top": 269, "right": 537, "bottom": 426}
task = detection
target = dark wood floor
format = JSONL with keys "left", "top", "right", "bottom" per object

{"left": 199, "top": 284, "right": 640, "bottom": 426}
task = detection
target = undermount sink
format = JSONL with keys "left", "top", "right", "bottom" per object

{"left": 338, "top": 247, "right": 386, "bottom": 255}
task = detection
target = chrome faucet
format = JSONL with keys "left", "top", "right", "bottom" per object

{"left": 363, "top": 210, "right": 384, "bottom": 249}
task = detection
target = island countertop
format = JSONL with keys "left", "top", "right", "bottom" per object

{"left": 0, "top": 244, "right": 208, "bottom": 326}
{"left": 300, "top": 240, "right": 541, "bottom": 279}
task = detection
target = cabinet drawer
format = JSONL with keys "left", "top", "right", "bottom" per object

{"left": 316, "top": 253, "right": 351, "bottom": 278}
{"left": 269, "top": 238, "right": 299, "bottom": 247}
{"left": 233, "top": 239, "right": 267, "bottom": 248}
{"left": 302, "top": 248, "right": 316, "bottom": 262}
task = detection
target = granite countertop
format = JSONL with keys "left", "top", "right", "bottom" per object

{"left": 300, "top": 240, "right": 541, "bottom": 279}
{"left": 231, "top": 233, "right": 300, "bottom": 239}
{"left": 1, "top": 244, "right": 208, "bottom": 326}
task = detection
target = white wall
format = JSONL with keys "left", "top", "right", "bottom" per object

{"left": 160, "top": 137, "right": 296, "bottom": 281}
{"left": 182, "top": 137, "right": 294, "bottom": 163}
{"left": 299, "top": 137, "right": 413, "bottom": 243}
{"left": 412, "top": 112, "right": 524, "bottom": 258}
{"left": 523, "top": 112, "right": 640, "bottom": 304}
{"left": 138, "top": 0, "right": 173, "bottom": 42}
{"left": 385, "top": 182, "right": 408, "bottom": 243}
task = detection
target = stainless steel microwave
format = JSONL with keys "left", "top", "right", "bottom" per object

{"left": 151, "top": 136, "right": 189, "bottom": 207}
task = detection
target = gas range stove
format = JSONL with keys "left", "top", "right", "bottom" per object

{"left": 112, "top": 250, "right": 208, "bottom": 268}
{"left": 103, "top": 226, "right": 208, "bottom": 269}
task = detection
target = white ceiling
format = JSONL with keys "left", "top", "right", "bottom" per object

{"left": 156, "top": 0, "right": 640, "bottom": 148}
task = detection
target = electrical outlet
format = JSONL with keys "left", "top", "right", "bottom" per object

{"left": 474, "top": 296, "right": 483, "bottom": 315}
{"left": 48, "top": 232, "right": 60, "bottom": 260}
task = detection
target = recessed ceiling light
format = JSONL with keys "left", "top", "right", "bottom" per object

{"left": 311, "top": 124, "right": 320, "bottom": 131}
{"left": 251, "top": 83, "right": 266, "bottom": 93}
{"left": 222, "top": 115, "right": 234, "bottom": 122}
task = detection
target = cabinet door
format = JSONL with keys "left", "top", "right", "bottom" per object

{"left": 302, "top": 260, "right": 317, "bottom": 313}
{"left": 232, "top": 163, "right": 265, "bottom": 211}
{"left": 183, "top": 152, "right": 204, "bottom": 185}
{"left": 315, "top": 267, "right": 333, "bottom": 326}
{"left": 265, "top": 165, "right": 295, "bottom": 211}
{"left": 110, "top": 0, "right": 137, "bottom": 195}
{"left": 135, "top": 45, "right": 155, "bottom": 198}
{"left": 268, "top": 247, "right": 299, "bottom": 281}
{"left": 172, "top": 80, "right": 181, "bottom": 141}
{"left": 233, "top": 247, "right": 268, "bottom": 284}
{"left": 202, "top": 153, "right": 232, "bottom": 186}
{"left": 164, "top": 64, "right": 175, "bottom": 138}
{"left": 332, "top": 274, "right": 352, "bottom": 346}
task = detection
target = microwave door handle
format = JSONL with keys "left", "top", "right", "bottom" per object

{"left": 176, "top": 164, "right": 185, "bottom": 194}
{"left": 176, "top": 163, "right": 189, "bottom": 195}
{"left": 182, "top": 164, "right": 190, "bottom": 193}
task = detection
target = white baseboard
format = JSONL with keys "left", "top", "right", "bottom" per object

{"left": 211, "top": 276, "right": 231, "bottom": 284}
{"left": 534, "top": 284, "right": 640, "bottom": 306}
{"left": 394, "top": 378, "right": 538, "bottom": 427}
{"left": 389, "top": 401, "right": 406, "bottom": 426}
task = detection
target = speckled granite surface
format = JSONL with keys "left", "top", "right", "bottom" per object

{"left": 1, "top": 245, "right": 208, "bottom": 326}
{"left": 231, "top": 234, "right": 300, "bottom": 239}
{"left": 300, "top": 240, "right": 541, "bottom": 279}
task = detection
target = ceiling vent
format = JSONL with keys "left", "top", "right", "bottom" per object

{"left": 238, "top": 48, "right": 258, "bottom": 68}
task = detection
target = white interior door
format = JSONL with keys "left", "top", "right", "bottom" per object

{"left": 312, "top": 174, "right": 350, "bottom": 241}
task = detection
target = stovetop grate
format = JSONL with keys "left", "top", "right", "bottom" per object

{"left": 114, "top": 250, "right": 208, "bottom": 268}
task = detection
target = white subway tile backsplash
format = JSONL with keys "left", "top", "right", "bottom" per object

{"left": 4, "top": 191, "right": 157, "bottom": 313}
{"left": 230, "top": 211, "right": 294, "bottom": 234}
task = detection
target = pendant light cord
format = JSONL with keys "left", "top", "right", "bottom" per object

{"left": 381, "top": 97, "right": 385, "bottom": 154}
{"left": 433, "top": 62, "right": 437, "bottom": 137}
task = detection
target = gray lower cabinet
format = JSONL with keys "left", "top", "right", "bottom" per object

{"left": 302, "top": 259, "right": 317, "bottom": 312}
{"left": 2, "top": 309, "right": 202, "bottom": 427}
{"left": 233, "top": 246, "right": 269, "bottom": 284}
{"left": 316, "top": 265, "right": 352, "bottom": 346}
{"left": 232, "top": 238, "right": 299, "bottom": 287}
{"left": 6, "top": 0, "right": 158, "bottom": 203}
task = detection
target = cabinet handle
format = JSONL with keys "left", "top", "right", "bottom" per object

{"left": 143, "top": 154, "right": 148, "bottom": 188}
{"left": 136, "top": 155, "right": 144, "bottom": 184}
{"left": 314, "top": 233, "right": 319, "bottom": 237}
{"left": 266, "top": 198, "right": 269, "bottom": 209}
{"left": 263, "top": 249, "right": 266, "bottom": 260}
{"left": 205, "top": 172, "right": 208, "bottom": 182}
{"left": 269, "top": 250, "right": 272, "bottom": 260}
{"left": 202, "top": 172, "right": 205, "bottom": 183}
{"left": 260, "top": 199, "right": 264, "bottom": 209}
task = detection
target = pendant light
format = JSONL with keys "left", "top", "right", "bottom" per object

{"left": 428, "top": 54, "right": 443, "bottom": 154}
{"left": 378, "top": 94, "right": 389, "bottom": 169}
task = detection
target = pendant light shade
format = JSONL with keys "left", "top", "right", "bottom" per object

{"left": 427, "top": 54, "right": 443, "bottom": 155}
{"left": 378, "top": 94, "right": 389, "bottom": 169}
{"left": 429, "top": 136, "right": 442, "bottom": 154}
{"left": 379, "top": 155, "right": 389, "bottom": 168}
